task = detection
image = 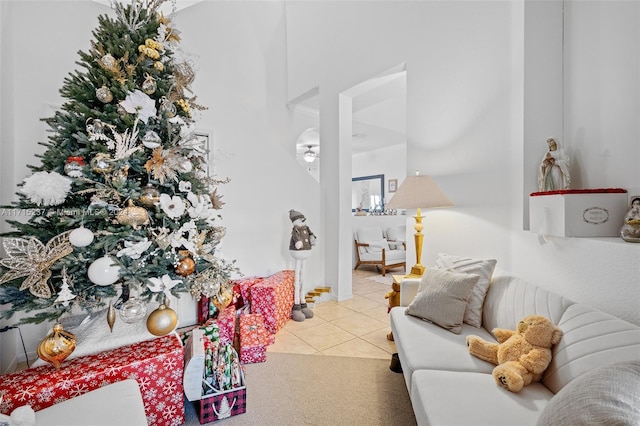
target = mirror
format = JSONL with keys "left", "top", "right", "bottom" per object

{"left": 352, "top": 174, "right": 385, "bottom": 212}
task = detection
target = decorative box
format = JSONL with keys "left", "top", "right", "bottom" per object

{"left": 0, "top": 334, "right": 184, "bottom": 426}
{"left": 249, "top": 270, "right": 295, "bottom": 334}
{"left": 184, "top": 329, "right": 246, "bottom": 423}
{"left": 530, "top": 188, "right": 628, "bottom": 237}
{"left": 195, "top": 380, "right": 246, "bottom": 424}
{"left": 239, "top": 313, "right": 268, "bottom": 364}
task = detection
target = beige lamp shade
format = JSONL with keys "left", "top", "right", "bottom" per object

{"left": 386, "top": 175, "right": 452, "bottom": 276}
{"left": 386, "top": 175, "right": 453, "bottom": 210}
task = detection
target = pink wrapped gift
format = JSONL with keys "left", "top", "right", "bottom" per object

{"left": 217, "top": 305, "right": 237, "bottom": 344}
{"left": 233, "top": 276, "right": 264, "bottom": 307}
{"left": 249, "top": 270, "right": 295, "bottom": 334}
{"left": 238, "top": 313, "right": 268, "bottom": 364}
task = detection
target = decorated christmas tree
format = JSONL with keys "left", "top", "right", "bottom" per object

{"left": 0, "top": 0, "right": 239, "bottom": 326}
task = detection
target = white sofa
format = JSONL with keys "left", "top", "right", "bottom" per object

{"left": 390, "top": 268, "right": 640, "bottom": 426}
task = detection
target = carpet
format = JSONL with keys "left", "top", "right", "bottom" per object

{"left": 182, "top": 352, "right": 416, "bottom": 425}
{"left": 366, "top": 274, "right": 394, "bottom": 286}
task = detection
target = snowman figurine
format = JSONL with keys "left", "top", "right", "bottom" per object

{"left": 288, "top": 209, "right": 317, "bottom": 321}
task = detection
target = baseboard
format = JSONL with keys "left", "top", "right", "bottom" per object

{"left": 2, "top": 354, "right": 17, "bottom": 375}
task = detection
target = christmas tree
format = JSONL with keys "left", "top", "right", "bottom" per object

{"left": 0, "top": 0, "right": 239, "bottom": 325}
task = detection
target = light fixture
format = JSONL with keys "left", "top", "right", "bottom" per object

{"left": 386, "top": 173, "right": 453, "bottom": 276}
{"left": 303, "top": 145, "right": 317, "bottom": 163}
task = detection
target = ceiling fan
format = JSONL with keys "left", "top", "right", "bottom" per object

{"left": 301, "top": 145, "right": 319, "bottom": 163}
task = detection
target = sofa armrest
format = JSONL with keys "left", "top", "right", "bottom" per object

{"left": 400, "top": 277, "right": 421, "bottom": 306}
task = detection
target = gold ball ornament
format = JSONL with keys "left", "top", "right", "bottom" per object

{"left": 91, "top": 153, "right": 113, "bottom": 174}
{"left": 116, "top": 200, "right": 150, "bottom": 229}
{"left": 138, "top": 183, "right": 160, "bottom": 207}
{"left": 100, "top": 53, "right": 117, "bottom": 69}
{"left": 175, "top": 255, "right": 196, "bottom": 276}
{"left": 212, "top": 287, "right": 233, "bottom": 312}
{"left": 37, "top": 323, "right": 76, "bottom": 369}
{"left": 153, "top": 61, "right": 164, "bottom": 72}
{"left": 96, "top": 85, "right": 113, "bottom": 103}
{"left": 159, "top": 97, "right": 177, "bottom": 118}
{"left": 146, "top": 302, "right": 178, "bottom": 336}
{"left": 141, "top": 73, "right": 157, "bottom": 95}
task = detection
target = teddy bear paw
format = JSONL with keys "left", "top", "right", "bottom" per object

{"left": 495, "top": 372, "right": 524, "bottom": 392}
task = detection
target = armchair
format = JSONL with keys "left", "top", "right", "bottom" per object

{"left": 385, "top": 225, "right": 406, "bottom": 250}
{"left": 354, "top": 226, "right": 406, "bottom": 276}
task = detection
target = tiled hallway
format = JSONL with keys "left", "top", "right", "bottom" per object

{"left": 267, "top": 267, "right": 398, "bottom": 359}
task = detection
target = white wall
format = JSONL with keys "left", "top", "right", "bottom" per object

{"left": 285, "top": 0, "right": 640, "bottom": 326}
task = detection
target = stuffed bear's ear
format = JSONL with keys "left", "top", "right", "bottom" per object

{"left": 551, "top": 326, "right": 563, "bottom": 345}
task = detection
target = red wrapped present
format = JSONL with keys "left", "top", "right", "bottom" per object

{"left": 0, "top": 334, "right": 184, "bottom": 426}
{"left": 249, "top": 270, "right": 295, "bottom": 334}
{"left": 238, "top": 313, "right": 268, "bottom": 364}
{"left": 232, "top": 276, "right": 264, "bottom": 308}
{"left": 217, "top": 305, "right": 236, "bottom": 344}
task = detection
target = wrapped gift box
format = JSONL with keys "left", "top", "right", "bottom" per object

{"left": 233, "top": 276, "right": 264, "bottom": 308}
{"left": 250, "top": 270, "right": 295, "bottom": 334}
{"left": 217, "top": 306, "right": 236, "bottom": 345}
{"left": 530, "top": 188, "right": 628, "bottom": 237}
{"left": 239, "top": 313, "right": 268, "bottom": 364}
{"left": 0, "top": 334, "right": 184, "bottom": 426}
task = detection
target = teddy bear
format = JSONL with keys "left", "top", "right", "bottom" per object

{"left": 466, "top": 315, "right": 563, "bottom": 392}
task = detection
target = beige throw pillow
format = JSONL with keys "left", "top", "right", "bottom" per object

{"left": 405, "top": 268, "right": 479, "bottom": 334}
{"left": 435, "top": 253, "right": 497, "bottom": 328}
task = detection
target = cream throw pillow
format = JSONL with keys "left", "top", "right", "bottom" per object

{"left": 435, "top": 253, "right": 497, "bottom": 328}
{"left": 405, "top": 268, "right": 479, "bottom": 334}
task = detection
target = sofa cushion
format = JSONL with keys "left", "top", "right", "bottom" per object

{"left": 435, "top": 253, "right": 497, "bottom": 328}
{"left": 542, "top": 303, "right": 640, "bottom": 393}
{"left": 537, "top": 360, "right": 640, "bottom": 426}
{"left": 356, "top": 226, "right": 385, "bottom": 253}
{"left": 411, "top": 369, "right": 553, "bottom": 426}
{"left": 405, "top": 268, "right": 479, "bottom": 334}
{"left": 482, "top": 270, "right": 573, "bottom": 334}
{"left": 390, "top": 307, "right": 496, "bottom": 391}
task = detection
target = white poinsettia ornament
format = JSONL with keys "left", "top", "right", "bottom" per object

{"left": 159, "top": 193, "right": 186, "bottom": 218}
{"left": 119, "top": 89, "right": 157, "bottom": 124}
{"left": 116, "top": 238, "right": 152, "bottom": 260}
{"left": 20, "top": 171, "right": 72, "bottom": 206}
{"left": 147, "top": 274, "right": 182, "bottom": 298}
{"left": 187, "top": 192, "right": 216, "bottom": 221}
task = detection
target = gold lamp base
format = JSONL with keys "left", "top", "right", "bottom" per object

{"left": 410, "top": 209, "right": 426, "bottom": 277}
{"left": 410, "top": 264, "right": 425, "bottom": 276}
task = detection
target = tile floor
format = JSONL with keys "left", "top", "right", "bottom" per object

{"left": 267, "top": 267, "right": 398, "bottom": 360}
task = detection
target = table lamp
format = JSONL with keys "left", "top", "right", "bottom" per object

{"left": 386, "top": 174, "right": 453, "bottom": 276}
